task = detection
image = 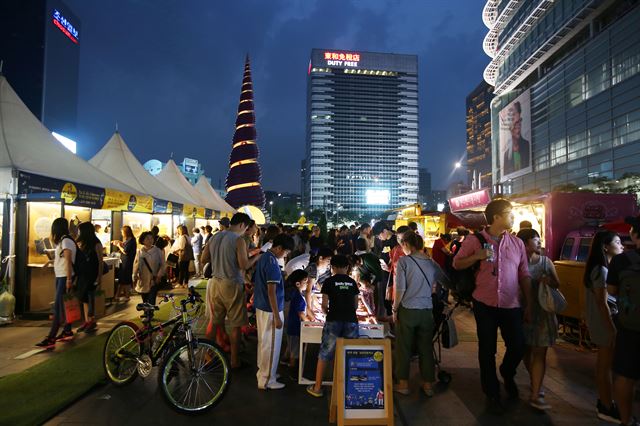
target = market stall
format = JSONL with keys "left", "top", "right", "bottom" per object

{"left": 0, "top": 76, "right": 145, "bottom": 314}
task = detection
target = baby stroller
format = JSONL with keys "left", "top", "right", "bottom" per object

{"left": 431, "top": 287, "right": 460, "bottom": 385}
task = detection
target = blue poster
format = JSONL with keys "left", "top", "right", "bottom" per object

{"left": 344, "top": 349, "right": 385, "bottom": 410}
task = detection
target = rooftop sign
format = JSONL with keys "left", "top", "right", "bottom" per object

{"left": 52, "top": 9, "right": 79, "bottom": 44}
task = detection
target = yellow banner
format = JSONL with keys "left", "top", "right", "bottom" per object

{"left": 102, "top": 189, "right": 130, "bottom": 211}
{"left": 129, "top": 195, "right": 153, "bottom": 213}
{"left": 183, "top": 204, "right": 206, "bottom": 218}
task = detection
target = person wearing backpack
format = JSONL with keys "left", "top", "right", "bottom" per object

{"left": 607, "top": 215, "right": 640, "bottom": 426}
{"left": 453, "top": 199, "right": 532, "bottom": 415}
{"left": 75, "top": 222, "right": 103, "bottom": 334}
{"left": 36, "top": 218, "right": 77, "bottom": 348}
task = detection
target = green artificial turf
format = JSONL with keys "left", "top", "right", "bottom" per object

{"left": 0, "top": 333, "right": 109, "bottom": 426}
{"left": 0, "top": 288, "right": 205, "bottom": 426}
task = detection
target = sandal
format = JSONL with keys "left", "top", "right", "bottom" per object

{"left": 393, "top": 385, "right": 410, "bottom": 395}
{"left": 306, "top": 385, "right": 324, "bottom": 398}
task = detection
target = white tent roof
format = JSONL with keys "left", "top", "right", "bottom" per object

{"left": 0, "top": 76, "right": 139, "bottom": 194}
{"left": 194, "top": 176, "right": 235, "bottom": 214}
{"left": 90, "top": 132, "right": 194, "bottom": 206}
{"left": 155, "top": 160, "right": 215, "bottom": 209}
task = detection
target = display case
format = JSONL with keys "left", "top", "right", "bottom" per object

{"left": 91, "top": 209, "right": 112, "bottom": 252}
{"left": 122, "top": 212, "right": 151, "bottom": 238}
{"left": 151, "top": 214, "right": 173, "bottom": 237}
{"left": 298, "top": 293, "right": 386, "bottom": 385}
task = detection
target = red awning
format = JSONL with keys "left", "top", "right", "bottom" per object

{"left": 602, "top": 220, "right": 631, "bottom": 234}
{"left": 446, "top": 211, "right": 487, "bottom": 230}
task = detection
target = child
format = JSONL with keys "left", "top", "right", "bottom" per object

{"left": 307, "top": 255, "right": 360, "bottom": 397}
{"left": 285, "top": 269, "right": 313, "bottom": 368}
{"left": 356, "top": 267, "right": 376, "bottom": 316}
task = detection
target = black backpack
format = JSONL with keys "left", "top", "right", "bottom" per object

{"left": 450, "top": 232, "right": 488, "bottom": 303}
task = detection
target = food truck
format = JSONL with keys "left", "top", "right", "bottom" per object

{"left": 447, "top": 190, "right": 638, "bottom": 323}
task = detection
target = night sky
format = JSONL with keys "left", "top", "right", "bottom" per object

{"left": 66, "top": 0, "right": 489, "bottom": 194}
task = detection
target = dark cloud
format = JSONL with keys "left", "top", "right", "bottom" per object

{"left": 66, "top": 0, "right": 488, "bottom": 193}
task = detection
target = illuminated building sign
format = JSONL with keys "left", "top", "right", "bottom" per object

{"left": 324, "top": 51, "right": 360, "bottom": 67}
{"left": 52, "top": 9, "right": 79, "bottom": 44}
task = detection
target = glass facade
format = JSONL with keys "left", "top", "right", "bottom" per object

{"left": 486, "top": 0, "right": 640, "bottom": 193}
{"left": 466, "top": 81, "right": 494, "bottom": 187}
{"left": 304, "top": 49, "right": 419, "bottom": 213}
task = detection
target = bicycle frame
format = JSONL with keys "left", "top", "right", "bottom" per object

{"left": 116, "top": 300, "right": 199, "bottom": 366}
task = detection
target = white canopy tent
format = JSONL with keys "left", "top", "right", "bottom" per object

{"left": 89, "top": 132, "right": 194, "bottom": 206}
{"left": 0, "top": 76, "right": 139, "bottom": 194}
{"left": 194, "top": 176, "right": 235, "bottom": 216}
{"left": 155, "top": 160, "right": 215, "bottom": 210}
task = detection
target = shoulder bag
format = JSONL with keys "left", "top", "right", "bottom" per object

{"left": 538, "top": 256, "right": 567, "bottom": 313}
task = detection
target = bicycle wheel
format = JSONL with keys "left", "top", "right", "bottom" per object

{"left": 159, "top": 338, "right": 230, "bottom": 414}
{"left": 103, "top": 321, "right": 141, "bottom": 385}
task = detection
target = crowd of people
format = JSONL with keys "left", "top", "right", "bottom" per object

{"left": 33, "top": 201, "right": 640, "bottom": 424}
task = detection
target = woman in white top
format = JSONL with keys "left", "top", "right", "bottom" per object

{"left": 36, "top": 218, "right": 77, "bottom": 348}
{"left": 134, "top": 231, "right": 166, "bottom": 306}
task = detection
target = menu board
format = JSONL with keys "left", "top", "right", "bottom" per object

{"left": 345, "top": 349, "right": 385, "bottom": 410}
{"left": 330, "top": 338, "right": 393, "bottom": 426}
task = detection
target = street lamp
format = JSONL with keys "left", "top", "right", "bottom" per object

{"left": 269, "top": 201, "right": 274, "bottom": 220}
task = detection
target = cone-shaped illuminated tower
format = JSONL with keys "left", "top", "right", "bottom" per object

{"left": 225, "top": 55, "right": 265, "bottom": 209}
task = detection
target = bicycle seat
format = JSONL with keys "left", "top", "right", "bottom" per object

{"left": 136, "top": 303, "right": 160, "bottom": 312}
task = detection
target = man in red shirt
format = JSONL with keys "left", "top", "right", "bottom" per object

{"left": 453, "top": 199, "right": 532, "bottom": 414}
{"left": 431, "top": 233, "right": 452, "bottom": 271}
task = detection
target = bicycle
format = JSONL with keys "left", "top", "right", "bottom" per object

{"left": 103, "top": 287, "right": 230, "bottom": 414}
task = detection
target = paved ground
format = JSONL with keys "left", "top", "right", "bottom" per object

{"left": 39, "top": 303, "right": 639, "bottom": 426}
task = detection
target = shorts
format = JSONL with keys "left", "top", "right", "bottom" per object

{"left": 318, "top": 321, "right": 359, "bottom": 361}
{"left": 208, "top": 277, "right": 248, "bottom": 328}
{"left": 613, "top": 326, "right": 640, "bottom": 380}
{"left": 287, "top": 335, "right": 300, "bottom": 359}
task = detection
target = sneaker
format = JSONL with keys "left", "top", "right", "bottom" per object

{"left": 597, "top": 400, "right": 621, "bottom": 424}
{"left": 55, "top": 330, "right": 74, "bottom": 341}
{"left": 76, "top": 322, "right": 89, "bottom": 333}
{"left": 84, "top": 321, "right": 97, "bottom": 333}
{"left": 530, "top": 397, "right": 551, "bottom": 411}
{"left": 35, "top": 337, "right": 56, "bottom": 348}
{"left": 258, "top": 381, "right": 286, "bottom": 390}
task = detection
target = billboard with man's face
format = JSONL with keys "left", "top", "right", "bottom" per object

{"left": 499, "top": 90, "right": 532, "bottom": 182}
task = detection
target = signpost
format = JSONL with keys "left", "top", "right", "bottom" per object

{"left": 329, "top": 338, "right": 393, "bottom": 426}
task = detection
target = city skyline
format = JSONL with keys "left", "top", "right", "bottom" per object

{"left": 57, "top": 0, "right": 488, "bottom": 194}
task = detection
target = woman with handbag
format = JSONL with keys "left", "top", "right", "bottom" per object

{"left": 172, "top": 225, "right": 193, "bottom": 289}
{"left": 133, "top": 231, "right": 166, "bottom": 305}
{"left": 392, "top": 230, "right": 450, "bottom": 397}
{"left": 75, "top": 222, "right": 103, "bottom": 333}
{"left": 113, "top": 226, "right": 136, "bottom": 302}
{"left": 36, "top": 218, "right": 77, "bottom": 348}
{"left": 517, "top": 228, "right": 561, "bottom": 411}
{"left": 583, "top": 231, "right": 624, "bottom": 423}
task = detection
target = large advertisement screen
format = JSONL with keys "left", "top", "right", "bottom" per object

{"left": 499, "top": 90, "right": 532, "bottom": 182}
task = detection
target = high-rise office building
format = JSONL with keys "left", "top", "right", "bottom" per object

{"left": 466, "top": 80, "right": 494, "bottom": 189}
{"left": 418, "top": 167, "right": 432, "bottom": 205}
{"left": 304, "top": 49, "right": 419, "bottom": 214}
{"left": 483, "top": 0, "right": 640, "bottom": 194}
{"left": 0, "top": 0, "right": 80, "bottom": 142}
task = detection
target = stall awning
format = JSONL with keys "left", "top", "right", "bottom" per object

{"left": 194, "top": 176, "right": 235, "bottom": 217}
{"left": 155, "top": 160, "right": 216, "bottom": 216}
{"left": 0, "top": 76, "right": 139, "bottom": 195}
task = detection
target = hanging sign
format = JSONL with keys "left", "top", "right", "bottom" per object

{"left": 153, "top": 199, "right": 183, "bottom": 215}
{"left": 19, "top": 172, "right": 103, "bottom": 208}
{"left": 102, "top": 189, "right": 130, "bottom": 211}
{"left": 330, "top": 338, "right": 394, "bottom": 426}
{"left": 127, "top": 195, "right": 154, "bottom": 213}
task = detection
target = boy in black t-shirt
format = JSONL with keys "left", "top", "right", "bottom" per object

{"left": 307, "top": 255, "right": 360, "bottom": 397}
